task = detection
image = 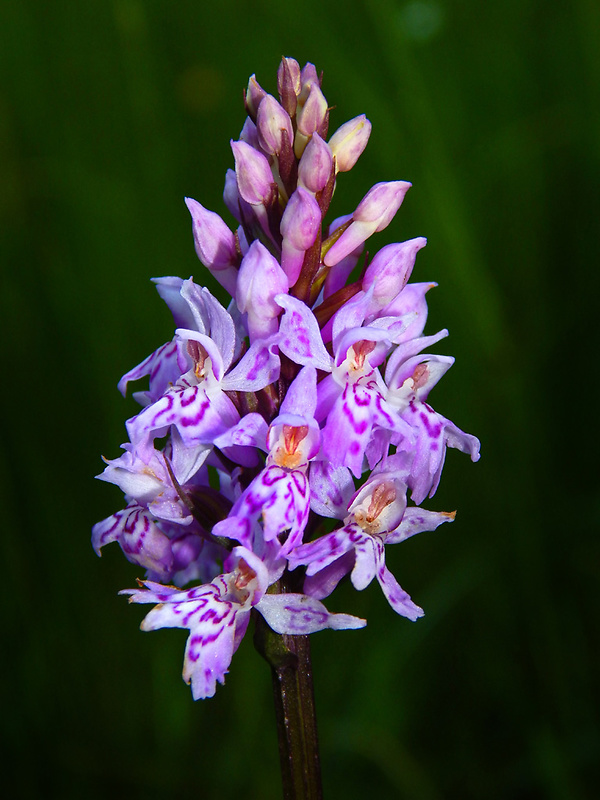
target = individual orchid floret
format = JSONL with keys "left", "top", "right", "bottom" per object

{"left": 244, "top": 74, "right": 267, "bottom": 119}
{"left": 126, "top": 310, "right": 282, "bottom": 464}
{"left": 124, "top": 546, "right": 270, "bottom": 699}
{"left": 118, "top": 277, "right": 235, "bottom": 406}
{"left": 214, "top": 368, "right": 320, "bottom": 555}
{"left": 223, "top": 167, "right": 244, "bottom": 223}
{"left": 277, "top": 57, "right": 301, "bottom": 117}
{"left": 328, "top": 114, "right": 372, "bottom": 173}
{"left": 124, "top": 545, "right": 365, "bottom": 699}
{"left": 97, "top": 441, "right": 209, "bottom": 525}
{"left": 318, "top": 335, "right": 412, "bottom": 477}
{"left": 92, "top": 503, "right": 176, "bottom": 581}
{"left": 93, "top": 501, "right": 226, "bottom": 587}
{"left": 231, "top": 139, "right": 276, "bottom": 206}
{"left": 291, "top": 455, "right": 456, "bottom": 620}
{"left": 324, "top": 181, "right": 412, "bottom": 266}
{"left": 295, "top": 83, "right": 328, "bottom": 158}
{"left": 276, "top": 292, "right": 414, "bottom": 477}
{"left": 236, "top": 240, "right": 289, "bottom": 341}
{"left": 297, "top": 132, "right": 334, "bottom": 196}
{"left": 124, "top": 302, "right": 241, "bottom": 461}
{"left": 184, "top": 197, "right": 239, "bottom": 296}
{"left": 362, "top": 238, "right": 427, "bottom": 313}
{"left": 125, "top": 360, "right": 238, "bottom": 465}
{"left": 298, "top": 62, "right": 320, "bottom": 100}
{"left": 256, "top": 94, "right": 294, "bottom": 157}
{"left": 385, "top": 353, "right": 481, "bottom": 503}
{"left": 239, "top": 117, "right": 260, "bottom": 148}
{"left": 231, "top": 139, "right": 281, "bottom": 243}
{"left": 279, "top": 187, "right": 322, "bottom": 285}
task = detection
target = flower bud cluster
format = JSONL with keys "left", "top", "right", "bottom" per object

{"left": 94, "top": 57, "right": 480, "bottom": 699}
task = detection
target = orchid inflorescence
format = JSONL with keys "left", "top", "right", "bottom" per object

{"left": 93, "top": 57, "right": 480, "bottom": 700}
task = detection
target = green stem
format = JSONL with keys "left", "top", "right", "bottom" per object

{"left": 254, "top": 575, "right": 323, "bottom": 800}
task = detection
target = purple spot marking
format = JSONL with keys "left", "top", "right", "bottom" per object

{"left": 180, "top": 387, "right": 199, "bottom": 408}
{"left": 352, "top": 385, "right": 371, "bottom": 407}
{"left": 245, "top": 347, "right": 267, "bottom": 381}
{"left": 263, "top": 468, "right": 286, "bottom": 487}
{"left": 153, "top": 393, "right": 175, "bottom": 422}
{"left": 355, "top": 420, "right": 368, "bottom": 435}
{"left": 419, "top": 411, "right": 441, "bottom": 439}
{"left": 181, "top": 395, "right": 211, "bottom": 427}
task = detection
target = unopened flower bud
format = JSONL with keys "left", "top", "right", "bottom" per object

{"left": 277, "top": 57, "right": 301, "bottom": 117}
{"left": 223, "top": 168, "right": 242, "bottom": 221}
{"left": 362, "top": 238, "right": 427, "bottom": 309}
{"left": 295, "top": 83, "right": 328, "bottom": 158}
{"left": 355, "top": 181, "right": 411, "bottom": 225}
{"left": 185, "top": 197, "right": 237, "bottom": 271}
{"left": 298, "top": 133, "right": 334, "bottom": 194}
{"left": 297, "top": 83, "right": 328, "bottom": 136}
{"left": 239, "top": 117, "right": 259, "bottom": 148}
{"left": 231, "top": 139, "right": 275, "bottom": 206}
{"left": 185, "top": 197, "right": 239, "bottom": 296}
{"left": 236, "top": 241, "right": 289, "bottom": 341}
{"left": 298, "top": 63, "right": 320, "bottom": 103}
{"left": 245, "top": 74, "right": 267, "bottom": 119}
{"left": 324, "top": 181, "right": 412, "bottom": 266}
{"left": 256, "top": 94, "right": 294, "bottom": 156}
{"left": 328, "top": 114, "right": 372, "bottom": 173}
{"left": 280, "top": 187, "right": 322, "bottom": 284}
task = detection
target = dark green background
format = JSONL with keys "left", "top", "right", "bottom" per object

{"left": 2, "top": 0, "right": 598, "bottom": 797}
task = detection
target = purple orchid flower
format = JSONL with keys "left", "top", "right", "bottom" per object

{"left": 290, "top": 455, "right": 456, "bottom": 620}
{"left": 213, "top": 367, "right": 320, "bottom": 556}
{"left": 385, "top": 352, "right": 481, "bottom": 503}
{"left": 123, "top": 546, "right": 365, "bottom": 699}
{"left": 94, "top": 57, "right": 480, "bottom": 706}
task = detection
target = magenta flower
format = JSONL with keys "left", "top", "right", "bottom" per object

{"left": 94, "top": 57, "right": 480, "bottom": 710}
{"left": 124, "top": 546, "right": 364, "bottom": 699}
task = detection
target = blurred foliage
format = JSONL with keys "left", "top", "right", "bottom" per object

{"left": 2, "top": 0, "right": 599, "bottom": 797}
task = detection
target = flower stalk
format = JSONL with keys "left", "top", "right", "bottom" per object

{"left": 93, "top": 55, "right": 480, "bottom": 796}
{"left": 255, "top": 573, "right": 322, "bottom": 800}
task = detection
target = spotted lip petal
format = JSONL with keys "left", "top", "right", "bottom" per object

{"left": 257, "top": 593, "right": 366, "bottom": 634}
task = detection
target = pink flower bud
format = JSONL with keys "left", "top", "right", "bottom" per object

{"left": 245, "top": 74, "right": 267, "bottom": 118}
{"left": 324, "top": 181, "right": 412, "bottom": 266}
{"left": 355, "top": 181, "right": 411, "bottom": 225}
{"left": 296, "top": 83, "right": 328, "bottom": 137}
{"left": 277, "top": 57, "right": 301, "bottom": 117}
{"left": 185, "top": 197, "right": 240, "bottom": 297}
{"left": 223, "top": 168, "right": 242, "bottom": 222}
{"left": 362, "top": 238, "right": 427, "bottom": 309}
{"left": 328, "top": 115, "right": 372, "bottom": 172}
{"left": 280, "top": 188, "right": 322, "bottom": 284}
{"left": 239, "top": 117, "right": 259, "bottom": 148}
{"left": 185, "top": 197, "right": 237, "bottom": 270}
{"left": 298, "top": 133, "right": 334, "bottom": 194}
{"left": 299, "top": 63, "right": 320, "bottom": 102}
{"left": 256, "top": 94, "right": 294, "bottom": 156}
{"left": 295, "top": 83, "right": 329, "bottom": 159}
{"left": 236, "top": 241, "right": 289, "bottom": 341}
{"left": 231, "top": 140, "right": 275, "bottom": 205}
